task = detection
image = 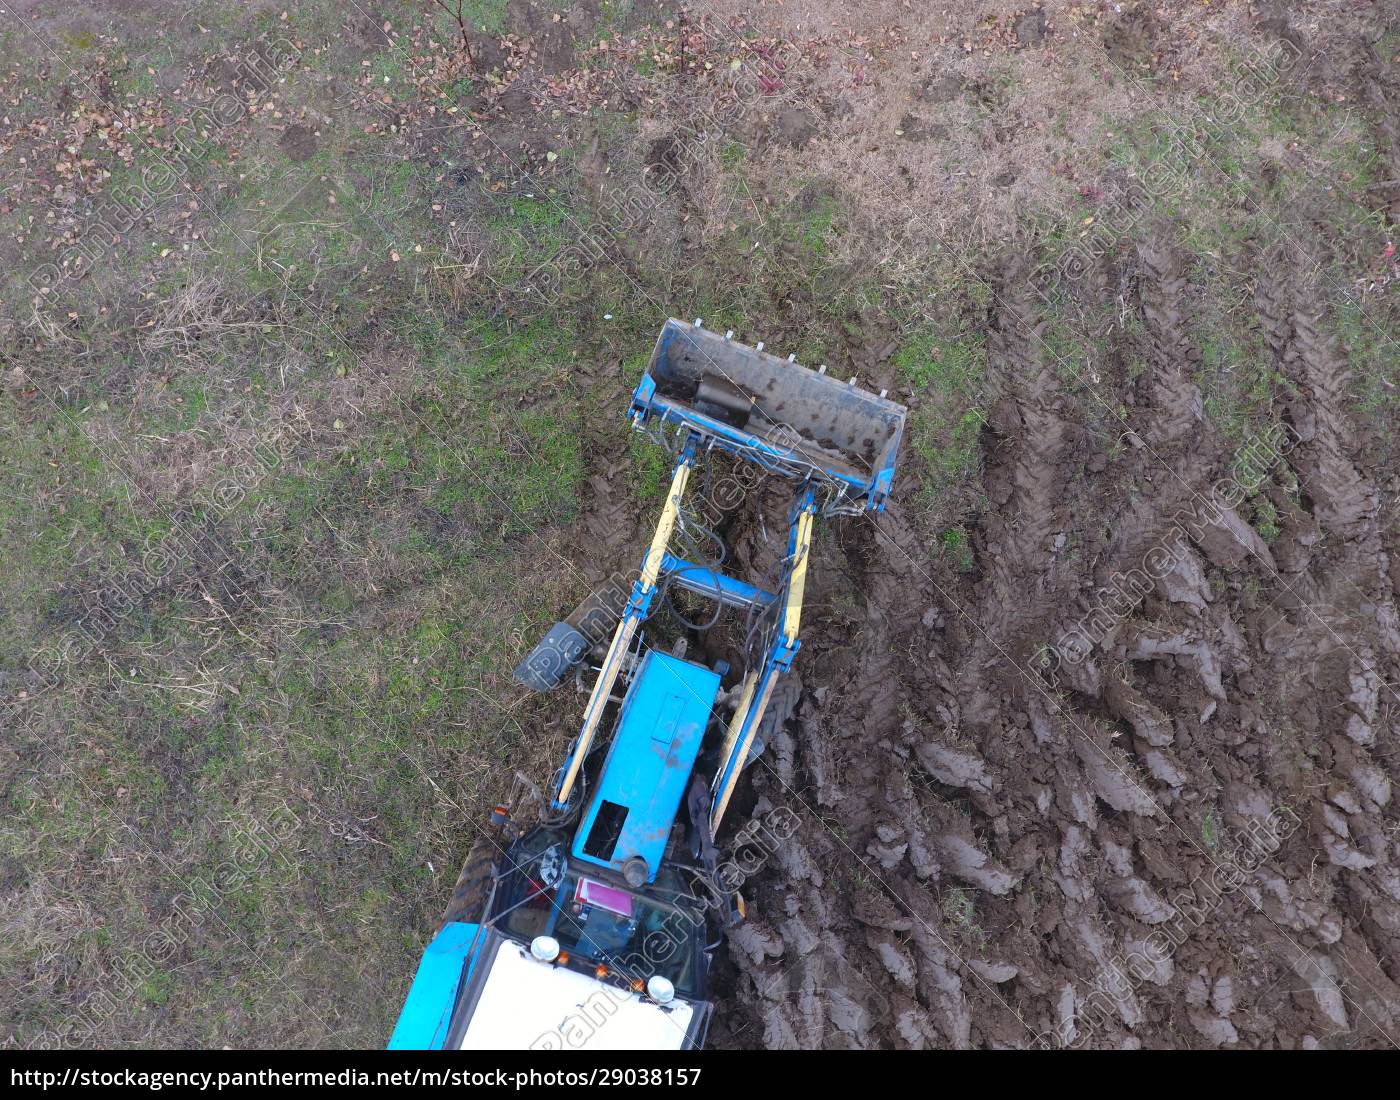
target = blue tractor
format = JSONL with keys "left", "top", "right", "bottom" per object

{"left": 390, "top": 320, "right": 907, "bottom": 1050}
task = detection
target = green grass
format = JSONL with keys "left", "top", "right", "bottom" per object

{"left": 628, "top": 438, "right": 670, "bottom": 502}
{"left": 1199, "top": 332, "right": 1278, "bottom": 442}
{"left": 0, "top": 401, "right": 171, "bottom": 671}
{"left": 719, "top": 140, "right": 747, "bottom": 169}
{"left": 939, "top": 526, "right": 976, "bottom": 573}
{"left": 1249, "top": 495, "right": 1281, "bottom": 542}
{"left": 796, "top": 194, "right": 839, "bottom": 258}
{"left": 1336, "top": 295, "right": 1398, "bottom": 422}
{"left": 439, "top": 0, "right": 510, "bottom": 36}
{"left": 943, "top": 886, "right": 986, "bottom": 946}
{"left": 1202, "top": 809, "right": 1220, "bottom": 852}
{"left": 895, "top": 325, "right": 988, "bottom": 523}
{"left": 0, "top": 0, "right": 583, "bottom": 1047}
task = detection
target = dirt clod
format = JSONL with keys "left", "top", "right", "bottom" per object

{"left": 278, "top": 124, "right": 318, "bottom": 163}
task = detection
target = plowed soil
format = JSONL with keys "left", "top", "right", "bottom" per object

{"left": 709, "top": 238, "right": 1400, "bottom": 1050}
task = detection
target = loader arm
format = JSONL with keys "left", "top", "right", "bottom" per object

{"left": 554, "top": 319, "right": 905, "bottom": 818}
{"left": 553, "top": 451, "right": 695, "bottom": 809}
{"left": 551, "top": 451, "right": 815, "bottom": 826}
{"left": 709, "top": 490, "right": 814, "bottom": 828}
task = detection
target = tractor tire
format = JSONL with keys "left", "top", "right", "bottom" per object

{"left": 442, "top": 837, "right": 498, "bottom": 925}
{"left": 747, "top": 673, "right": 801, "bottom": 766}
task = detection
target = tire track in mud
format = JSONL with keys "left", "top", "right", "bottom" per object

{"left": 1024, "top": 232, "right": 1289, "bottom": 1046}
{"left": 1356, "top": 30, "right": 1400, "bottom": 223}
{"left": 1263, "top": 256, "right": 1381, "bottom": 545}
{"left": 946, "top": 237, "right": 1229, "bottom": 1046}
{"left": 1020, "top": 232, "right": 1398, "bottom": 1047}
{"left": 1136, "top": 238, "right": 1205, "bottom": 448}
{"left": 718, "top": 252, "right": 1076, "bottom": 1048}
{"left": 1022, "top": 236, "right": 1400, "bottom": 1046}
{"left": 978, "top": 252, "right": 1074, "bottom": 644}
{"left": 717, "top": 233, "right": 1400, "bottom": 1047}
{"left": 1245, "top": 255, "right": 1400, "bottom": 1042}
{"left": 1052, "top": 235, "right": 1242, "bottom": 779}
{"left": 576, "top": 456, "right": 647, "bottom": 574}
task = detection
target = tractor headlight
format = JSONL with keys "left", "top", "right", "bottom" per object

{"left": 530, "top": 935, "right": 561, "bottom": 962}
{"left": 646, "top": 975, "right": 675, "bottom": 1005}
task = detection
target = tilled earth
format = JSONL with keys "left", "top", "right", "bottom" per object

{"left": 697, "top": 241, "right": 1400, "bottom": 1050}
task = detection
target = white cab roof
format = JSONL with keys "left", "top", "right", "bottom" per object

{"left": 460, "top": 940, "right": 695, "bottom": 1050}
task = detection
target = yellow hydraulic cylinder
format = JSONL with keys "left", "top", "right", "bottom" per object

{"left": 554, "top": 457, "right": 692, "bottom": 807}
{"left": 711, "top": 671, "right": 775, "bottom": 829}
{"left": 713, "top": 670, "right": 758, "bottom": 790}
{"left": 711, "top": 502, "right": 815, "bottom": 829}
{"left": 782, "top": 507, "right": 813, "bottom": 642}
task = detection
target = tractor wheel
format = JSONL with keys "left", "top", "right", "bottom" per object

{"left": 747, "top": 674, "right": 802, "bottom": 766}
{"left": 442, "top": 837, "right": 498, "bottom": 925}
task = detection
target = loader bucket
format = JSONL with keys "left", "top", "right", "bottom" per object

{"left": 630, "top": 319, "right": 907, "bottom": 510}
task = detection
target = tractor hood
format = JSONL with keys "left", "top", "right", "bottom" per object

{"left": 572, "top": 650, "right": 719, "bottom": 882}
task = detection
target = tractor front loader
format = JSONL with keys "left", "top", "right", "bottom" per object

{"left": 390, "top": 319, "right": 907, "bottom": 1050}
